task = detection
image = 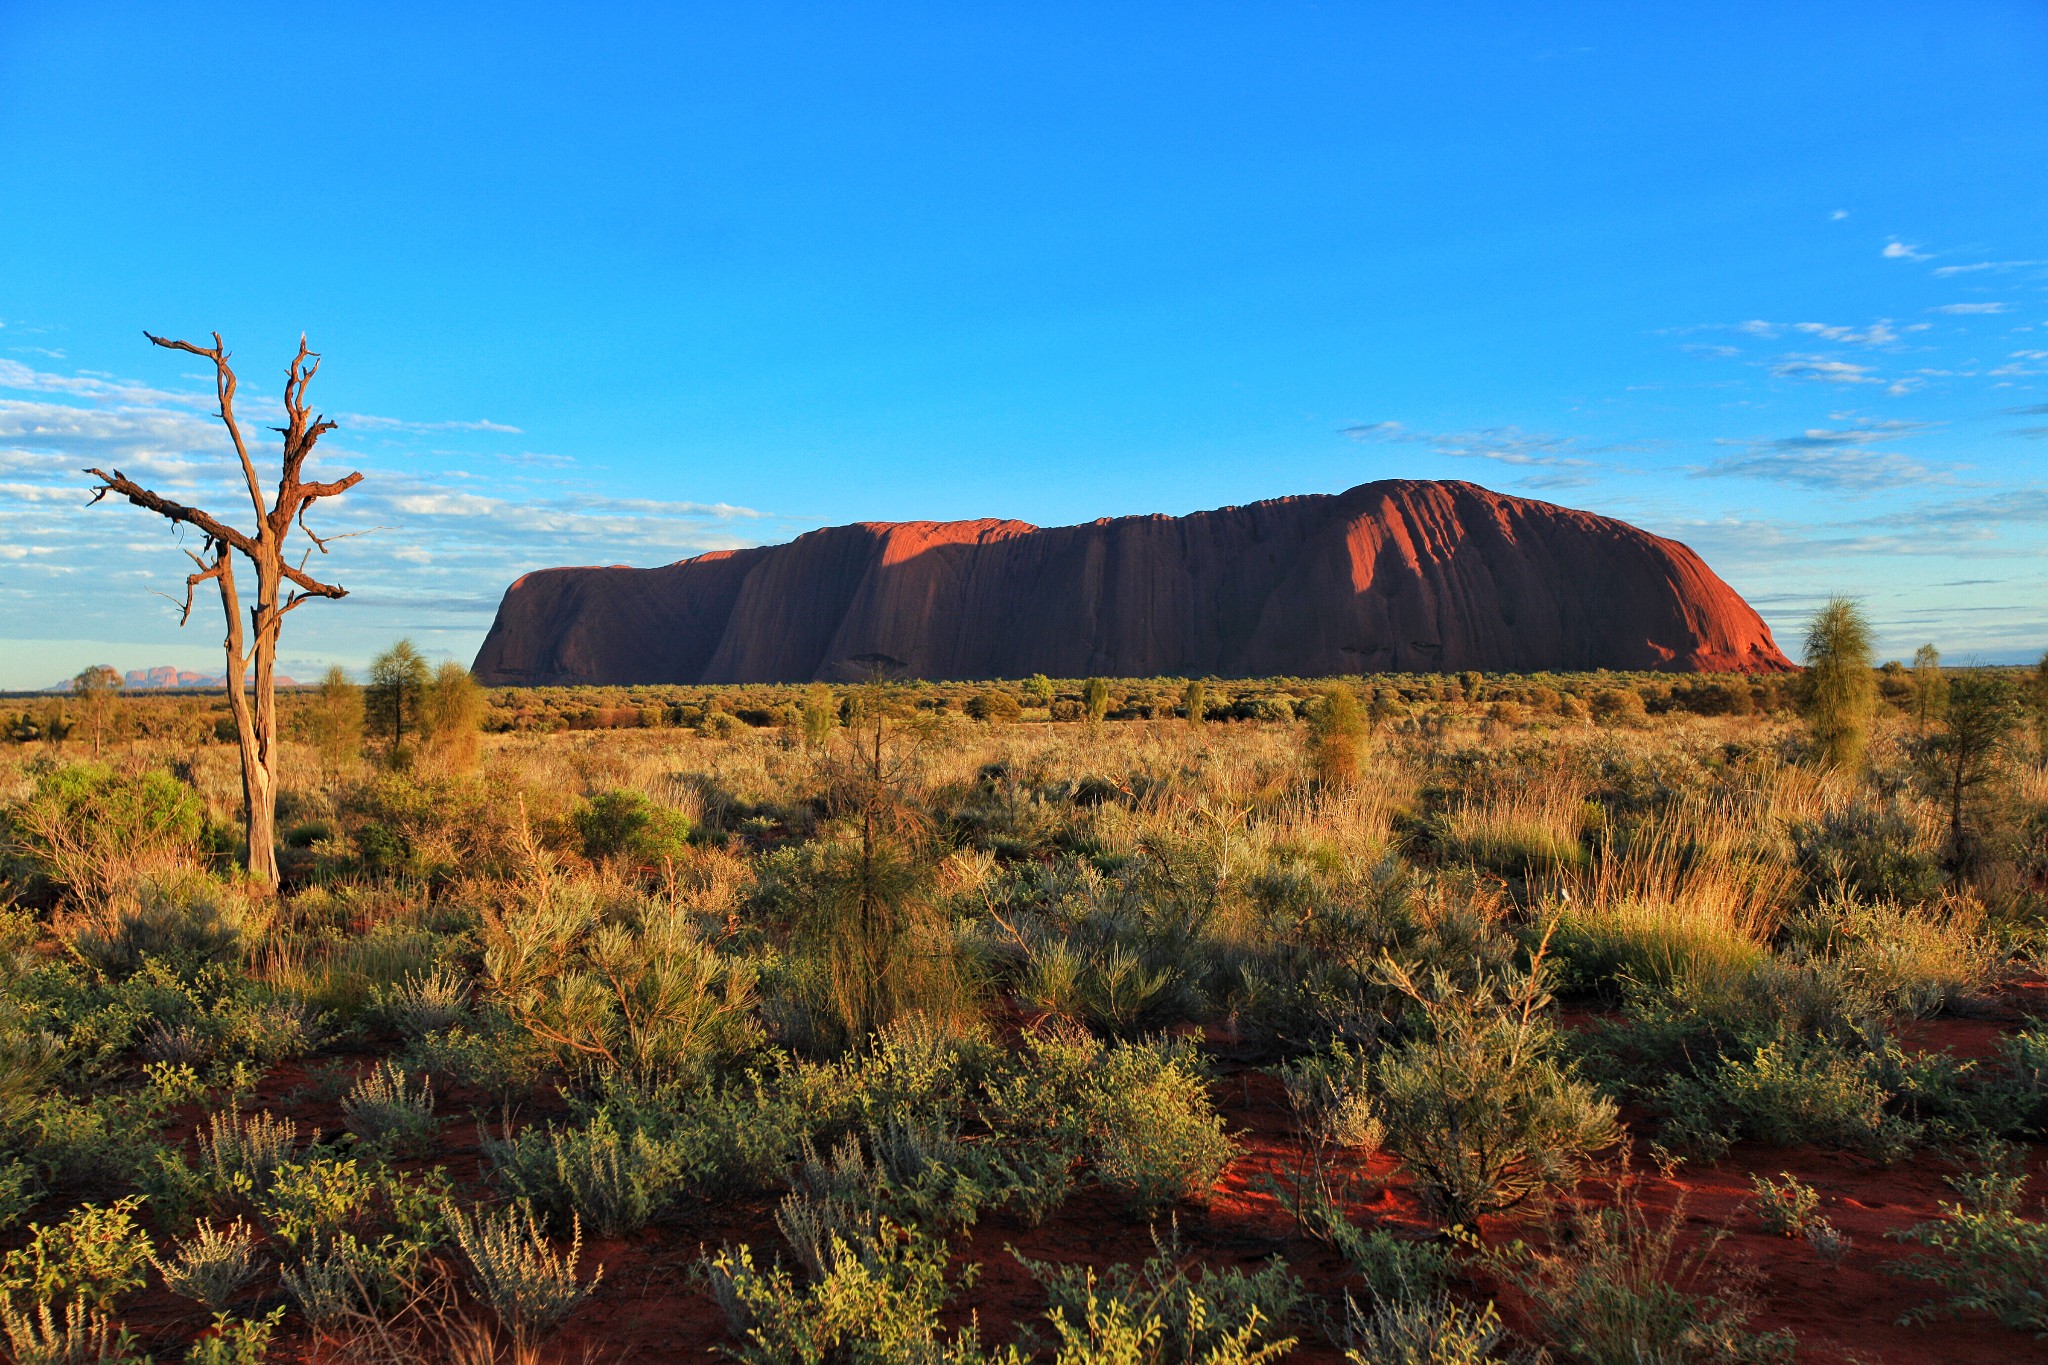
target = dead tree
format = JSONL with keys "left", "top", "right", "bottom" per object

{"left": 86, "top": 332, "right": 362, "bottom": 891}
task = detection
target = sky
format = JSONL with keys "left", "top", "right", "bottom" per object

{"left": 1, "top": 2, "right": 2044, "bottom": 688}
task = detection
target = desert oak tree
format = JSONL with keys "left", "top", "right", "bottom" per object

{"left": 86, "top": 332, "right": 362, "bottom": 890}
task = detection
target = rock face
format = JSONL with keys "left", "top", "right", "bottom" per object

{"left": 472, "top": 479, "right": 1791, "bottom": 684}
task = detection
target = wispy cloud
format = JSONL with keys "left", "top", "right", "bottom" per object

{"left": 1883, "top": 240, "right": 1929, "bottom": 261}
{"left": 1929, "top": 302, "right": 2009, "bottom": 315}
{"left": 1932, "top": 259, "right": 2044, "bottom": 277}
{"left": 1692, "top": 419, "right": 1947, "bottom": 491}
{"left": 0, "top": 354, "right": 803, "bottom": 677}
{"left": 1693, "top": 447, "right": 1941, "bottom": 491}
{"left": 1770, "top": 356, "right": 1877, "bottom": 385}
{"left": 338, "top": 413, "right": 523, "bottom": 435}
{"left": 1339, "top": 421, "right": 1604, "bottom": 470}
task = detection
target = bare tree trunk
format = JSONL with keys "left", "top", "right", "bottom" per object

{"left": 86, "top": 332, "right": 362, "bottom": 893}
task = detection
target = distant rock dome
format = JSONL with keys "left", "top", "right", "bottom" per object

{"left": 472, "top": 479, "right": 1791, "bottom": 685}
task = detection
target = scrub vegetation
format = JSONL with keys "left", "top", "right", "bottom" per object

{"left": 0, "top": 643, "right": 2045, "bottom": 1362}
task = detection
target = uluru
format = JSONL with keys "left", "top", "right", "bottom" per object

{"left": 471, "top": 479, "right": 1791, "bottom": 685}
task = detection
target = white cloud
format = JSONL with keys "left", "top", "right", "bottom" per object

{"left": 1933, "top": 259, "right": 2044, "bottom": 277}
{"left": 1883, "top": 240, "right": 1929, "bottom": 261}
{"left": 1340, "top": 422, "right": 1601, "bottom": 470}
{"left": 1830, "top": 209, "right": 1850, "bottom": 221}
{"left": 1930, "top": 302, "right": 2009, "bottom": 315}
{"left": 1694, "top": 447, "right": 1941, "bottom": 491}
{"left": 1770, "top": 356, "right": 1877, "bottom": 385}
{"left": 339, "top": 413, "right": 523, "bottom": 435}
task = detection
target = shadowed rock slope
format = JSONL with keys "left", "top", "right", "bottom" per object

{"left": 472, "top": 479, "right": 1791, "bottom": 684}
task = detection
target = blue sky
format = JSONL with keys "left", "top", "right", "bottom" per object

{"left": 1, "top": 2, "right": 2044, "bottom": 687}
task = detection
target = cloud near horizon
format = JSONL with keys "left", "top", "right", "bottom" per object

{"left": 0, "top": 356, "right": 802, "bottom": 680}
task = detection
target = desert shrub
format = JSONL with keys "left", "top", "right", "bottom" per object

{"left": 574, "top": 789, "right": 693, "bottom": 867}
{"left": 340, "top": 1060, "right": 437, "bottom": 1154}
{"left": 1017, "top": 934, "right": 1187, "bottom": 1036}
{"left": 1375, "top": 960, "right": 1618, "bottom": 1225}
{"left": 1295, "top": 1184, "right": 1455, "bottom": 1307}
{"left": 1790, "top": 799, "right": 1942, "bottom": 905}
{"left": 445, "top": 1199, "right": 602, "bottom": 1335}
{"left": 403, "top": 1019, "right": 547, "bottom": 1099}
{"left": 1780, "top": 893, "right": 2003, "bottom": 1018}
{"left": 0, "top": 1199, "right": 151, "bottom": 1312}
{"left": 3, "top": 763, "right": 207, "bottom": 910}
{"left": 1656, "top": 1030, "right": 1915, "bottom": 1161}
{"left": 965, "top": 691, "right": 1022, "bottom": 724}
{"left": 698, "top": 1222, "right": 994, "bottom": 1365}
{"left": 1500, "top": 1175, "right": 1794, "bottom": 1365}
{"left": 1277, "top": 1043, "right": 1383, "bottom": 1152}
{"left": 484, "top": 1110, "right": 684, "bottom": 1237}
{"left": 482, "top": 884, "right": 761, "bottom": 1091}
{"left": 277, "top": 1229, "right": 419, "bottom": 1327}
{"left": 1019, "top": 1229, "right": 1302, "bottom": 1363}
{"left": 1888, "top": 1141, "right": 2048, "bottom": 1334}
{"left": 0, "top": 1298, "right": 146, "bottom": 1365}
{"left": 184, "top": 1309, "right": 283, "bottom": 1365}
{"left": 150, "top": 1217, "right": 265, "bottom": 1313}
{"left": 189, "top": 1107, "right": 300, "bottom": 1210}
{"left": 1340, "top": 1291, "right": 1513, "bottom": 1365}
{"left": 377, "top": 964, "right": 471, "bottom": 1037}
{"left": 1589, "top": 688, "right": 1647, "bottom": 726}
{"left": 1307, "top": 685, "right": 1367, "bottom": 788}
{"left": 1746, "top": 1173, "right": 1820, "bottom": 1238}
{"left": 1085, "top": 1038, "right": 1234, "bottom": 1214}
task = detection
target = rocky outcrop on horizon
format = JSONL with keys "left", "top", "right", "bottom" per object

{"left": 472, "top": 479, "right": 1793, "bottom": 685}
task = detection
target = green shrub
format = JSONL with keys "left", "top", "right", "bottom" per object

{"left": 1375, "top": 963, "right": 1618, "bottom": 1225}
{"left": 0, "top": 1298, "right": 146, "bottom": 1365}
{"left": 1746, "top": 1174, "right": 1819, "bottom": 1238}
{"left": 1501, "top": 1176, "right": 1794, "bottom": 1365}
{"left": 184, "top": 1309, "right": 283, "bottom": 1365}
{"left": 1781, "top": 894, "right": 2003, "bottom": 1019}
{"left": 1341, "top": 1291, "right": 1512, "bottom": 1365}
{"left": 574, "top": 789, "right": 693, "bottom": 866}
{"left": 1277, "top": 1043, "right": 1383, "bottom": 1152}
{"left": 1657, "top": 1031, "right": 1915, "bottom": 1161}
{"left": 191, "top": 1108, "right": 299, "bottom": 1210}
{"left": 1790, "top": 800, "right": 1942, "bottom": 904}
{"left": 446, "top": 1199, "right": 602, "bottom": 1335}
{"left": 1019, "top": 1236, "right": 1294, "bottom": 1358}
{"left": 378, "top": 965, "right": 470, "bottom": 1037}
{"left": 148, "top": 1218, "right": 265, "bottom": 1312}
{"left": 965, "top": 691, "right": 1021, "bottom": 724}
{"left": 1019, "top": 1230, "right": 1302, "bottom": 1363}
{"left": 0, "top": 1198, "right": 152, "bottom": 1310}
{"left": 3, "top": 762, "right": 207, "bottom": 910}
{"left": 698, "top": 1222, "right": 997, "bottom": 1365}
{"left": 1889, "top": 1141, "right": 2048, "bottom": 1334}
{"left": 278, "top": 1230, "right": 417, "bottom": 1327}
{"left": 484, "top": 1111, "right": 683, "bottom": 1237}
{"left": 1085, "top": 1039, "right": 1234, "bottom": 1214}
{"left": 483, "top": 885, "right": 761, "bottom": 1091}
{"left": 340, "top": 1060, "right": 437, "bottom": 1154}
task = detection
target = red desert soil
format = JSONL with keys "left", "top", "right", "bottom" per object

{"left": 471, "top": 479, "right": 1793, "bottom": 685}
{"left": 102, "top": 991, "right": 2048, "bottom": 1364}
